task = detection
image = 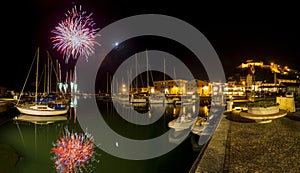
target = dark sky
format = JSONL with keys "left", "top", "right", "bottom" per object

{"left": 1, "top": 0, "right": 300, "bottom": 91}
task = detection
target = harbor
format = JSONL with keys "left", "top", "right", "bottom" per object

{"left": 2, "top": 1, "right": 300, "bottom": 171}
{"left": 1, "top": 94, "right": 300, "bottom": 173}
{"left": 0, "top": 96, "right": 208, "bottom": 173}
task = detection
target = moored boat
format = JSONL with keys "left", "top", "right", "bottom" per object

{"left": 15, "top": 47, "right": 69, "bottom": 116}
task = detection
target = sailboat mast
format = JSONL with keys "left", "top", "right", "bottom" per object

{"left": 146, "top": 49, "right": 149, "bottom": 93}
{"left": 164, "top": 58, "right": 165, "bottom": 93}
{"left": 47, "top": 52, "right": 50, "bottom": 94}
{"left": 110, "top": 74, "right": 112, "bottom": 94}
{"left": 135, "top": 53, "right": 138, "bottom": 92}
{"left": 50, "top": 59, "right": 53, "bottom": 93}
{"left": 56, "top": 59, "right": 59, "bottom": 93}
{"left": 58, "top": 61, "right": 61, "bottom": 84}
{"left": 116, "top": 77, "right": 118, "bottom": 94}
{"left": 107, "top": 72, "right": 109, "bottom": 94}
{"left": 44, "top": 64, "right": 46, "bottom": 94}
{"left": 35, "top": 47, "right": 39, "bottom": 103}
{"left": 128, "top": 68, "right": 131, "bottom": 93}
{"left": 16, "top": 48, "right": 38, "bottom": 105}
{"left": 173, "top": 66, "right": 176, "bottom": 79}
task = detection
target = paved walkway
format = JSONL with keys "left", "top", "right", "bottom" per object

{"left": 192, "top": 102, "right": 300, "bottom": 172}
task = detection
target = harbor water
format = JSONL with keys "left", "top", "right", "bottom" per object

{"left": 0, "top": 99, "right": 208, "bottom": 173}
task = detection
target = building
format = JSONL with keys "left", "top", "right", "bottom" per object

{"left": 153, "top": 79, "right": 188, "bottom": 95}
{"left": 153, "top": 79, "right": 210, "bottom": 96}
{"left": 223, "top": 83, "right": 246, "bottom": 97}
{"left": 186, "top": 79, "right": 210, "bottom": 96}
{"left": 227, "top": 60, "right": 300, "bottom": 96}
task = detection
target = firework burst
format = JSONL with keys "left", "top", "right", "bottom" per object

{"left": 51, "top": 5, "right": 100, "bottom": 63}
{"left": 50, "top": 127, "right": 97, "bottom": 173}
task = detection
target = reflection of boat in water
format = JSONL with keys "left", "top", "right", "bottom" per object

{"left": 13, "top": 114, "right": 68, "bottom": 124}
{"left": 190, "top": 133, "right": 202, "bottom": 151}
{"left": 12, "top": 113, "right": 69, "bottom": 170}
{"left": 131, "top": 102, "right": 150, "bottom": 113}
{"left": 168, "top": 128, "right": 190, "bottom": 144}
{"left": 168, "top": 113, "right": 198, "bottom": 131}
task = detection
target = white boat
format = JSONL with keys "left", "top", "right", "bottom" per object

{"left": 191, "top": 117, "right": 207, "bottom": 135}
{"left": 129, "top": 93, "right": 148, "bottom": 103}
{"left": 168, "top": 113, "right": 198, "bottom": 131}
{"left": 148, "top": 92, "right": 166, "bottom": 104}
{"left": 15, "top": 47, "right": 69, "bottom": 116}
{"left": 114, "top": 93, "right": 129, "bottom": 102}
{"left": 16, "top": 104, "right": 68, "bottom": 116}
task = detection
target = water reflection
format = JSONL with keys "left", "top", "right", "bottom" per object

{"left": 7, "top": 114, "right": 70, "bottom": 172}
{"left": 13, "top": 114, "right": 68, "bottom": 125}
{"left": 0, "top": 99, "right": 209, "bottom": 173}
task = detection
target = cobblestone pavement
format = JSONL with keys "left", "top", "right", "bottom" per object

{"left": 224, "top": 111, "right": 300, "bottom": 173}
{"left": 194, "top": 97, "right": 300, "bottom": 173}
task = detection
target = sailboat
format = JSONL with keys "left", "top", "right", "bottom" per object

{"left": 15, "top": 47, "right": 69, "bottom": 116}
{"left": 148, "top": 58, "right": 167, "bottom": 104}
{"left": 129, "top": 52, "right": 148, "bottom": 103}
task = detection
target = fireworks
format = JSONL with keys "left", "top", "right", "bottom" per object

{"left": 50, "top": 127, "right": 96, "bottom": 173}
{"left": 51, "top": 5, "right": 100, "bottom": 63}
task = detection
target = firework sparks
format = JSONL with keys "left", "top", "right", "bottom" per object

{"left": 50, "top": 127, "right": 97, "bottom": 173}
{"left": 51, "top": 5, "right": 100, "bottom": 63}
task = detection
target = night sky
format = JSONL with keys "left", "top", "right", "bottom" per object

{"left": 1, "top": 1, "right": 300, "bottom": 91}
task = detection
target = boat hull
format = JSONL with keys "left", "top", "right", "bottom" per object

{"left": 16, "top": 106, "right": 68, "bottom": 116}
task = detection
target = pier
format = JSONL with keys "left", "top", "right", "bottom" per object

{"left": 191, "top": 96, "right": 300, "bottom": 172}
{"left": 0, "top": 98, "right": 16, "bottom": 113}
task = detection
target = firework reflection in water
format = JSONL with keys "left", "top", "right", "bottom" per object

{"left": 50, "top": 126, "right": 98, "bottom": 173}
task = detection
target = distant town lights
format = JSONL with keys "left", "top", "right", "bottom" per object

{"left": 150, "top": 88, "right": 155, "bottom": 93}
{"left": 164, "top": 88, "right": 169, "bottom": 94}
{"left": 203, "top": 86, "right": 209, "bottom": 90}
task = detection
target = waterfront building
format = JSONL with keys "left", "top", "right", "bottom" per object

{"left": 223, "top": 83, "right": 246, "bottom": 97}
{"left": 186, "top": 79, "right": 210, "bottom": 96}
{"left": 153, "top": 79, "right": 188, "bottom": 95}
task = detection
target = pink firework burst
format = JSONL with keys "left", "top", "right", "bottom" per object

{"left": 50, "top": 127, "right": 97, "bottom": 173}
{"left": 51, "top": 5, "right": 100, "bottom": 63}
